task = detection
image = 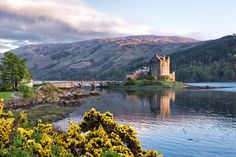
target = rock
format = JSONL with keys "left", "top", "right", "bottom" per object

{"left": 4, "top": 88, "right": 99, "bottom": 109}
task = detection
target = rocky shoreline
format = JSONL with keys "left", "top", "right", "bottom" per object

{"left": 4, "top": 83, "right": 100, "bottom": 109}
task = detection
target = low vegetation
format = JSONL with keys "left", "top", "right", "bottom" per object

{"left": 123, "top": 79, "right": 185, "bottom": 88}
{"left": 106, "top": 74, "right": 185, "bottom": 90}
{"left": 18, "top": 84, "right": 34, "bottom": 98}
{"left": 0, "top": 100, "right": 162, "bottom": 157}
{"left": 15, "top": 104, "right": 75, "bottom": 124}
{"left": 0, "top": 92, "right": 14, "bottom": 101}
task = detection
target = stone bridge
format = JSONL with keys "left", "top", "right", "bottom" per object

{"left": 48, "top": 81, "right": 118, "bottom": 88}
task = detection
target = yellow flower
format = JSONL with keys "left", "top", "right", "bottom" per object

{"left": 0, "top": 104, "right": 162, "bottom": 157}
{"left": 0, "top": 99, "right": 14, "bottom": 148}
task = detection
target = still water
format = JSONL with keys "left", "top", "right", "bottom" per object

{"left": 54, "top": 83, "right": 236, "bottom": 157}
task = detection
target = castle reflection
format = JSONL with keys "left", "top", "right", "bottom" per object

{"left": 126, "top": 90, "right": 175, "bottom": 118}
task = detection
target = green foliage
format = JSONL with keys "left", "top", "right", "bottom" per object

{"left": 0, "top": 52, "right": 32, "bottom": 91}
{"left": 52, "top": 144, "right": 60, "bottom": 156}
{"left": 124, "top": 79, "right": 136, "bottom": 86}
{"left": 10, "top": 137, "right": 34, "bottom": 157}
{"left": 124, "top": 79, "right": 161, "bottom": 87}
{"left": 171, "top": 35, "right": 236, "bottom": 82}
{"left": 141, "top": 75, "right": 157, "bottom": 81}
{"left": 18, "top": 84, "right": 34, "bottom": 98}
{"left": 0, "top": 99, "right": 163, "bottom": 157}
{"left": 31, "top": 131, "right": 43, "bottom": 143}
{"left": 0, "top": 92, "right": 14, "bottom": 100}
{"left": 104, "top": 82, "right": 123, "bottom": 88}
{"left": 141, "top": 75, "right": 169, "bottom": 82}
{"left": 123, "top": 79, "right": 184, "bottom": 89}
{"left": 157, "top": 75, "right": 169, "bottom": 82}
{"left": 157, "top": 81, "right": 184, "bottom": 88}
{"left": 102, "top": 150, "right": 119, "bottom": 157}
{"left": 79, "top": 108, "right": 162, "bottom": 157}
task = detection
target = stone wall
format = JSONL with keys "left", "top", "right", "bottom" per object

{"left": 150, "top": 55, "right": 175, "bottom": 82}
{"left": 126, "top": 54, "right": 175, "bottom": 82}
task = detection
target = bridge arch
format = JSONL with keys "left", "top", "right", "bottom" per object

{"left": 75, "top": 82, "right": 84, "bottom": 88}
{"left": 98, "top": 83, "right": 103, "bottom": 87}
{"left": 49, "top": 81, "right": 114, "bottom": 89}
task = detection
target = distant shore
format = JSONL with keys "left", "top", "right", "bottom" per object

{"left": 104, "top": 80, "right": 231, "bottom": 91}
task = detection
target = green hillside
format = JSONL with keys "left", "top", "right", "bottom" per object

{"left": 170, "top": 35, "right": 236, "bottom": 82}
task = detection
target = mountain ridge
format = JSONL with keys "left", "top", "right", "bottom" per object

{"left": 12, "top": 35, "right": 200, "bottom": 80}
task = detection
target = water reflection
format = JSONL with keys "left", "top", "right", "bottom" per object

{"left": 59, "top": 88, "right": 236, "bottom": 122}
{"left": 55, "top": 87, "right": 236, "bottom": 157}
{"left": 126, "top": 89, "right": 175, "bottom": 118}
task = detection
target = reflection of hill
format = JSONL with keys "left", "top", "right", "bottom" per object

{"left": 174, "top": 91, "right": 236, "bottom": 118}
{"left": 73, "top": 89, "right": 176, "bottom": 121}
{"left": 71, "top": 88, "right": 236, "bottom": 130}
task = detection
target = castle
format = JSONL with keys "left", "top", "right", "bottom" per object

{"left": 126, "top": 54, "right": 175, "bottom": 82}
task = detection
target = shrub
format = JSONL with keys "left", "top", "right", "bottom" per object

{"left": 0, "top": 99, "right": 163, "bottom": 157}
{"left": 142, "top": 75, "right": 157, "bottom": 81}
{"left": 18, "top": 84, "right": 34, "bottom": 98}
{"left": 102, "top": 150, "right": 119, "bottom": 157}
{"left": 34, "top": 82, "right": 62, "bottom": 102}
{"left": 158, "top": 75, "right": 169, "bottom": 82}
{"left": 37, "top": 82, "right": 62, "bottom": 95}
{"left": 124, "top": 79, "right": 136, "bottom": 86}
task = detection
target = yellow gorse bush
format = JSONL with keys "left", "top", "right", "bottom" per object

{"left": 0, "top": 99, "right": 14, "bottom": 149}
{"left": 0, "top": 99, "right": 163, "bottom": 157}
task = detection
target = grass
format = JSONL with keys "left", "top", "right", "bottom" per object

{"left": 0, "top": 92, "right": 14, "bottom": 100}
{"left": 109, "top": 79, "right": 188, "bottom": 91}
{"left": 13, "top": 104, "right": 76, "bottom": 123}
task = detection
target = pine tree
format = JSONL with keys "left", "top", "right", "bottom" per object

{"left": 0, "top": 52, "right": 32, "bottom": 90}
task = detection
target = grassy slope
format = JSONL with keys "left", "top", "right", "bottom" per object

{"left": 0, "top": 92, "right": 14, "bottom": 100}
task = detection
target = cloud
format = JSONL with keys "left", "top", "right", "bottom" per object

{"left": 0, "top": 0, "right": 157, "bottom": 52}
{"left": 0, "top": 38, "right": 21, "bottom": 53}
{"left": 181, "top": 32, "right": 217, "bottom": 41}
{"left": 0, "top": 0, "right": 213, "bottom": 52}
{"left": 0, "top": 0, "right": 153, "bottom": 37}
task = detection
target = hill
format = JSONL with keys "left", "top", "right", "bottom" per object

{"left": 170, "top": 35, "right": 236, "bottom": 82}
{"left": 12, "top": 35, "right": 198, "bottom": 80}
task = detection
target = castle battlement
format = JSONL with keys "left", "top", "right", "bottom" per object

{"left": 126, "top": 54, "right": 175, "bottom": 82}
{"left": 150, "top": 55, "right": 175, "bottom": 81}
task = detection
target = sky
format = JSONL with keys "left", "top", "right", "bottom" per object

{"left": 0, "top": 0, "right": 236, "bottom": 52}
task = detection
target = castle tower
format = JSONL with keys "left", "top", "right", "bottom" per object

{"left": 149, "top": 54, "right": 175, "bottom": 82}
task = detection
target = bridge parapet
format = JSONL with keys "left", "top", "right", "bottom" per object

{"left": 49, "top": 80, "right": 117, "bottom": 88}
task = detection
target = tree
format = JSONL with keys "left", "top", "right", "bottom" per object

{"left": 0, "top": 52, "right": 32, "bottom": 90}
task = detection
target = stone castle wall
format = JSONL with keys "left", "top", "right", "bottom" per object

{"left": 126, "top": 54, "right": 175, "bottom": 82}
{"left": 150, "top": 55, "right": 175, "bottom": 82}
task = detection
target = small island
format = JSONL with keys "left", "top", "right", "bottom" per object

{"left": 126, "top": 54, "right": 175, "bottom": 82}
{"left": 107, "top": 54, "right": 187, "bottom": 90}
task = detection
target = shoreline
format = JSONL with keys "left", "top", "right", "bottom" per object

{"left": 104, "top": 81, "right": 232, "bottom": 91}
{"left": 4, "top": 89, "right": 99, "bottom": 109}
{"left": 3, "top": 88, "right": 100, "bottom": 123}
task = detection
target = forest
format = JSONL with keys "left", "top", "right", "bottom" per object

{"left": 170, "top": 35, "right": 236, "bottom": 82}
